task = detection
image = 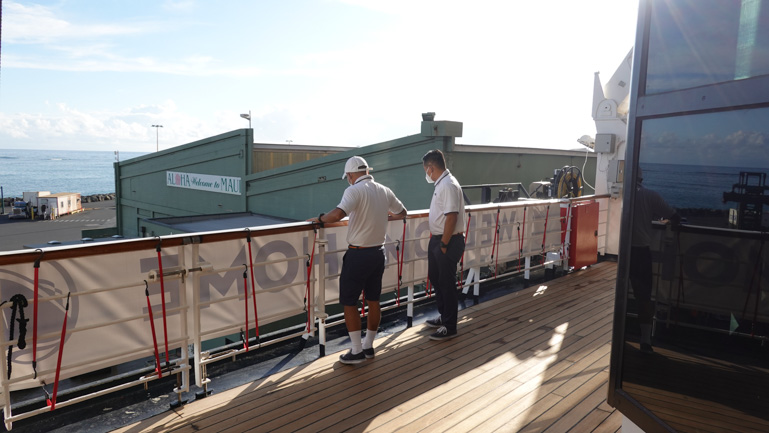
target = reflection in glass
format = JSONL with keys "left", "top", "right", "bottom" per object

{"left": 622, "top": 108, "right": 769, "bottom": 431}
{"left": 646, "top": 0, "right": 769, "bottom": 94}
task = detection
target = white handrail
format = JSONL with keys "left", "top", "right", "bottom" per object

{"left": 0, "top": 196, "right": 609, "bottom": 429}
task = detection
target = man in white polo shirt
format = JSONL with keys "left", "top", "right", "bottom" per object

{"left": 309, "top": 156, "right": 407, "bottom": 364}
{"left": 422, "top": 149, "right": 466, "bottom": 340}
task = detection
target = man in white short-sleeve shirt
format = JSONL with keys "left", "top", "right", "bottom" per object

{"left": 309, "top": 156, "right": 407, "bottom": 364}
{"left": 422, "top": 149, "right": 466, "bottom": 341}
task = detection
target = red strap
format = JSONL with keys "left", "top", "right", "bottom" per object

{"left": 491, "top": 208, "right": 501, "bottom": 278}
{"left": 155, "top": 241, "right": 169, "bottom": 365}
{"left": 518, "top": 207, "right": 527, "bottom": 271}
{"left": 242, "top": 268, "right": 249, "bottom": 351}
{"left": 305, "top": 229, "right": 317, "bottom": 333}
{"left": 144, "top": 282, "right": 162, "bottom": 379}
{"left": 561, "top": 203, "right": 572, "bottom": 262}
{"left": 541, "top": 205, "right": 550, "bottom": 254}
{"left": 426, "top": 234, "right": 432, "bottom": 297}
{"left": 396, "top": 219, "right": 406, "bottom": 306}
{"left": 246, "top": 233, "right": 259, "bottom": 339}
{"left": 458, "top": 213, "right": 471, "bottom": 289}
{"left": 49, "top": 293, "right": 70, "bottom": 411}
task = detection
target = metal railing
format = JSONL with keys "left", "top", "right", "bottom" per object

{"left": 0, "top": 195, "right": 609, "bottom": 430}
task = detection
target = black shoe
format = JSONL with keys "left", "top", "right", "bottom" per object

{"left": 362, "top": 347, "right": 375, "bottom": 359}
{"left": 339, "top": 350, "right": 366, "bottom": 364}
{"left": 429, "top": 326, "right": 457, "bottom": 341}
{"left": 425, "top": 317, "right": 443, "bottom": 328}
{"left": 640, "top": 343, "right": 654, "bottom": 354}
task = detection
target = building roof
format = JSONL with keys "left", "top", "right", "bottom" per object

{"left": 146, "top": 212, "right": 296, "bottom": 233}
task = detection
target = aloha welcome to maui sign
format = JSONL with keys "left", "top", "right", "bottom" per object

{"left": 166, "top": 171, "right": 242, "bottom": 195}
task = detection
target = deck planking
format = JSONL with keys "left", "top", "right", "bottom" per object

{"left": 115, "top": 261, "right": 619, "bottom": 433}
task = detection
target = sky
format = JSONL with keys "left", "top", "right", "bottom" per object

{"left": 0, "top": 0, "right": 639, "bottom": 153}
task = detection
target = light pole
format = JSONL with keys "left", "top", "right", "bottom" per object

{"left": 240, "top": 110, "right": 251, "bottom": 129}
{"left": 286, "top": 140, "right": 293, "bottom": 145}
{"left": 152, "top": 124, "right": 163, "bottom": 152}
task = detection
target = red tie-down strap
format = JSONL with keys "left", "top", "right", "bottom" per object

{"left": 518, "top": 207, "right": 527, "bottom": 272}
{"left": 144, "top": 281, "right": 162, "bottom": 379}
{"left": 425, "top": 234, "right": 432, "bottom": 297}
{"left": 246, "top": 230, "right": 260, "bottom": 343}
{"left": 458, "top": 214, "right": 471, "bottom": 289}
{"left": 304, "top": 228, "right": 318, "bottom": 333}
{"left": 396, "top": 218, "right": 406, "bottom": 306}
{"left": 48, "top": 293, "right": 70, "bottom": 411}
{"left": 491, "top": 208, "right": 501, "bottom": 278}
{"left": 242, "top": 266, "right": 250, "bottom": 352}
{"left": 541, "top": 205, "right": 550, "bottom": 255}
{"left": 560, "top": 203, "right": 572, "bottom": 262}
{"left": 155, "top": 239, "right": 170, "bottom": 366}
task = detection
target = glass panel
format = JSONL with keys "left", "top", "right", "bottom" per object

{"left": 646, "top": 0, "right": 769, "bottom": 94}
{"left": 621, "top": 107, "right": 769, "bottom": 431}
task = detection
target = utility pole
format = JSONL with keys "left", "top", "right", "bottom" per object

{"left": 152, "top": 124, "right": 163, "bottom": 152}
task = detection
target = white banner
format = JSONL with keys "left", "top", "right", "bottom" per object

{"left": 0, "top": 199, "right": 574, "bottom": 392}
{"left": 166, "top": 171, "right": 242, "bottom": 195}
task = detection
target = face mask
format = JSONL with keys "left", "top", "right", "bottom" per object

{"left": 425, "top": 169, "right": 434, "bottom": 184}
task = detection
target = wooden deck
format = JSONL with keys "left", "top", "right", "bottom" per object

{"left": 115, "top": 261, "right": 620, "bottom": 433}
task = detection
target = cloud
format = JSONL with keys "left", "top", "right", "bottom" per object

{"left": 4, "top": 2, "right": 147, "bottom": 44}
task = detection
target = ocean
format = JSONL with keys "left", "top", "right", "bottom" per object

{"left": 0, "top": 149, "right": 147, "bottom": 199}
{"left": 641, "top": 162, "right": 768, "bottom": 210}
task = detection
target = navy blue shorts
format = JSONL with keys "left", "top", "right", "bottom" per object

{"left": 339, "top": 247, "right": 385, "bottom": 306}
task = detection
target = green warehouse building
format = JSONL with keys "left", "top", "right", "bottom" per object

{"left": 114, "top": 115, "right": 596, "bottom": 238}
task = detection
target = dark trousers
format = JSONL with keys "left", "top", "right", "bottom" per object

{"left": 427, "top": 234, "right": 465, "bottom": 332}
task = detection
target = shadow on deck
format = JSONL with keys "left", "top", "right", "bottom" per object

{"left": 115, "top": 261, "right": 620, "bottom": 433}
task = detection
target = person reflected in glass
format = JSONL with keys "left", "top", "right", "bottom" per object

{"left": 630, "top": 167, "right": 680, "bottom": 353}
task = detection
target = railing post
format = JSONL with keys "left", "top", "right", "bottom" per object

{"left": 171, "top": 244, "right": 190, "bottom": 409}
{"left": 406, "top": 227, "right": 415, "bottom": 328}
{"left": 316, "top": 239, "right": 328, "bottom": 357}
{"left": 525, "top": 256, "right": 531, "bottom": 280}
{"left": 0, "top": 312, "right": 12, "bottom": 431}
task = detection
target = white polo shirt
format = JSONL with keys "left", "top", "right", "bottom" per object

{"left": 429, "top": 170, "right": 466, "bottom": 236}
{"left": 337, "top": 175, "right": 405, "bottom": 247}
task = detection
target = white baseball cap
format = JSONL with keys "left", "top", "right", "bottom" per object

{"left": 342, "top": 156, "right": 371, "bottom": 179}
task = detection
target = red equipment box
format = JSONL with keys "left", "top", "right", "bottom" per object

{"left": 561, "top": 201, "right": 599, "bottom": 269}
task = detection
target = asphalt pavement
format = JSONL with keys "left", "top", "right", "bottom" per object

{"left": 0, "top": 200, "right": 117, "bottom": 252}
